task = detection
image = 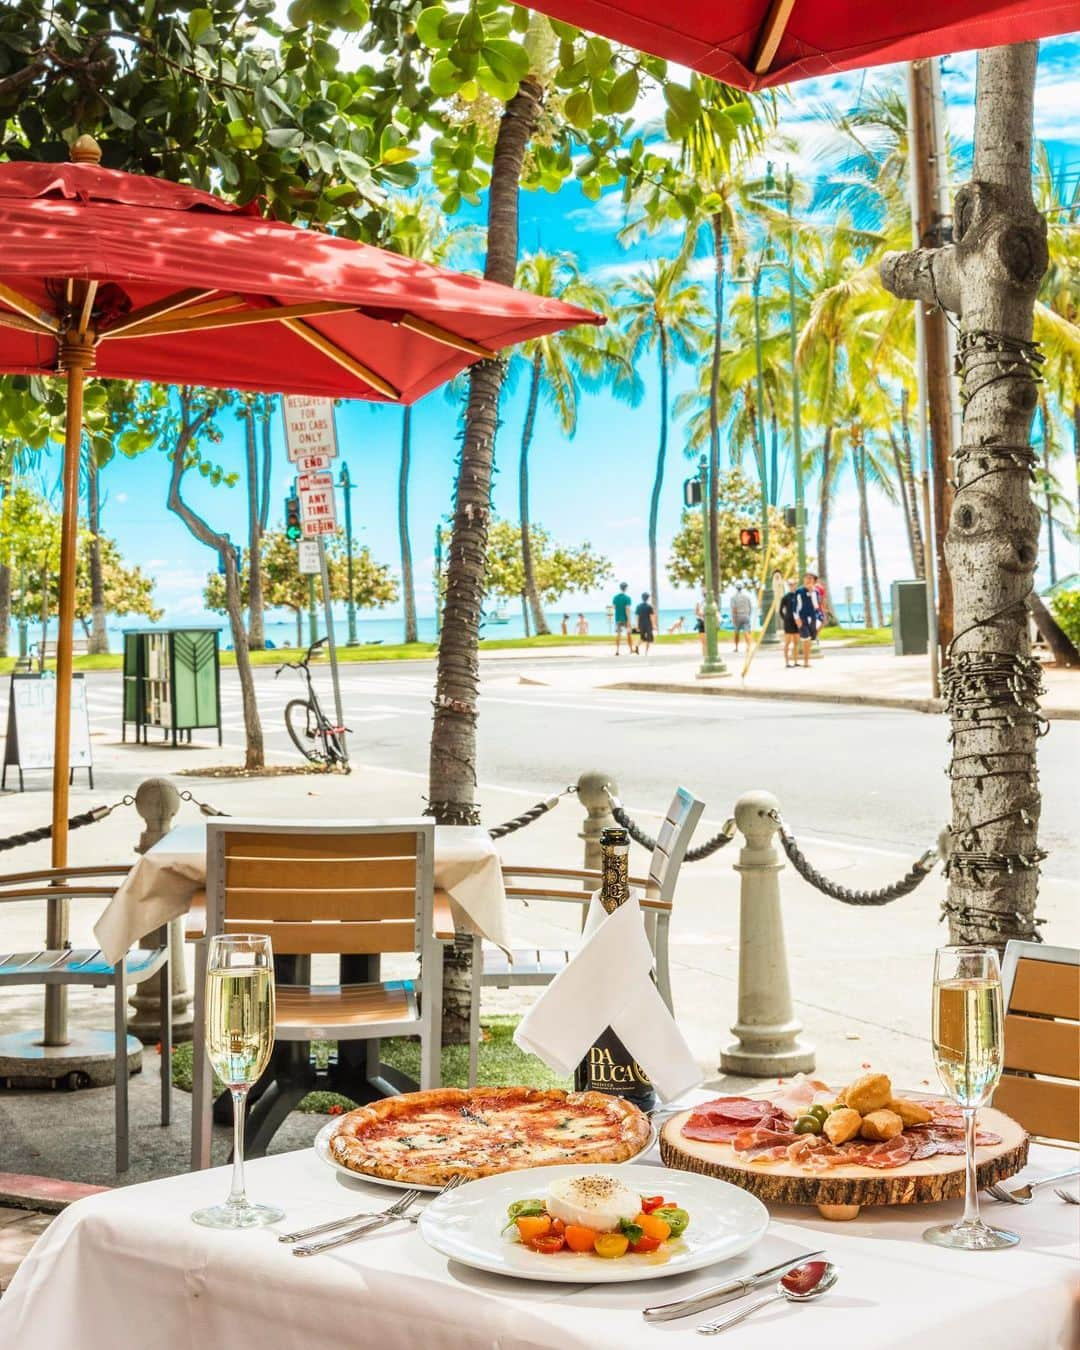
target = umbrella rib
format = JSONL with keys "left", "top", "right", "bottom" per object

{"left": 281, "top": 318, "right": 400, "bottom": 401}
{"left": 399, "top": 315, "right": 496, "bottom": 360}
{"left": 0, "top": 281, "right": 59, "bottom": 334}
{"left": 752, "top": 0, "right": 798, "bottom": 73}
{"left": 100, "top": 287, "right": 220, "bottom": 339}
{"left": 107, "top": 300, "right": 359, "bottom": 341}
{"left": 77, "top": 281, "right": 98, "bottom": 339}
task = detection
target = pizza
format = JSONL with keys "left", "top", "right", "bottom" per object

{"left": 327, "top": 1087, "right": 653, "bottom": 1185}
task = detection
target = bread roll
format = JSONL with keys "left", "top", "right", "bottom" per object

{"left": 823, "top": 1107, "right": 862, "bottom": 1145}
{"left": 844, "top": 1073, "right": 893, "bottom": 1114}
{"left": 860, "top": 1109, "right": 904, "bottom": 1142}
{"left": 889, "top": 1097, "right": 932, "bottom": 1127}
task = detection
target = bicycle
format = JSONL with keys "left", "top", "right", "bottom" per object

{"left": 276, "top": 636, "right": 350, "bottom": 770}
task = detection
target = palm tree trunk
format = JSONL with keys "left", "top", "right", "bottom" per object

{"left": 707, "top": 214, "right": 724, "bottom": 608}
{"left": 866, "top": 503, "right": 885, "bottom": 629}
{"left": 1074, "top": 401, "right": 1079, "bottom": 566}
{"left": 85, "top": 446, "right": 109, "bottom": 654}
{"left": 244, "top": 407, "right": 265, "bottom": 649}
{"left": 259, "top": 403, "right": 273, "bottom": 534}
{"left": 882, "top": 41, "right": 1047, "bottom": 947}
{"left": 899, "top": 388, "right": 925, "bottom": 577}
{"left": 520, "top": 592, "right": 531, "bottom": 636}
{"left": 399, "top": 406, "right": 418, "bottom": 644}
{"left": 0, "top": 469, "right": 10, "bottom": 659}
{"left": 519, "top": 350, "right": 549, "bottom": 634}
{"left": 647, "top": 327, "right": 670, "bottom": 627}
{"left": 768, "top": 396, "right": 779, "bottom": 507}
{"left": 429, "top": 76, "right": 543, "bottom": 1044}
{"left": 816, "top": 426, "right": 837, "bottom": 624}
{"left": 853, "top": 445, "right": 873, "bottom": 628}
{"left": 887, "top": 423, "right": 919, "bottom": 576}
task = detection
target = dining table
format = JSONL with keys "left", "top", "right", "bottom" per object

{"left": 1, "top": 1098, "right": 1075, "bottom": 1350}
{"left": 93, "top": 819, "right": 513, "bottom": 1144}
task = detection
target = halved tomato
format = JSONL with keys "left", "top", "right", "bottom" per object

{"left": 639, "top": 1195, "right": 666, "bottom": 1214}
{"left": 515, "top": 1215, "right": 551, "bottom": 1242}
{"left": 635, "top": 1212, "right": 672, "bottom": 1242}
{"left": 529, "top": 1233, "right": 566, "bottom": 1254}
{"left": 593, "top": 1232, "right": 630, "bottom": 1259}
{"left": 563, "top": 1225, "right": 597, "bottom": 1253}
{"left": 630, "top": 1235, "right": 662, "bottom": 1253}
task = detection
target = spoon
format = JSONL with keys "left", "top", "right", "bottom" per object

{"left": 696, "top": 1260, "right": 838, "bottom": 1336}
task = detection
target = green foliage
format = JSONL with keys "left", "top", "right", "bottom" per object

{"left": 666, "top": 468, "right": 798, "bottom": 591}
{"left": 1050, "top": 588, "right": 1080, "bottom": 647}
{"left": 481, "top": 517, "right": 612, "bottom": 604}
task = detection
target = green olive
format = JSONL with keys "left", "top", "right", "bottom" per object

{"left": 793, "top": 1114, "right": 822, "bottom": 1134}
{"left": 808, "top": 1104, "right": 830, "bottom": 1124}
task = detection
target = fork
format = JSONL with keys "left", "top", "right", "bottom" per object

{"left": 1055, "top": 1188, "right": 1080, "bottom": 1205}
{"left": 279, "top": 1189, "right": 422, "bottom": 1245}
{"left": 986, "top": 1167, "right": 1080, "bottom": 1205}
{"left": 292, "top": 1176, "right": 466, "bottom": 1257}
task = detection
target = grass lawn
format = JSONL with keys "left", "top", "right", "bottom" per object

{"left": 170, "top": 1015, "right": 569, "bottom": 1114}
{"left": 819, "top": 625, "right": 893, "bottom": 646}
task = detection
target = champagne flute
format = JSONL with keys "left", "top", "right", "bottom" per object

{"left": 192, "top": 935, "right": 285, "bottom": 1230}
{"left": 924, "top": 945, "right": 1018, "bottom": 1250}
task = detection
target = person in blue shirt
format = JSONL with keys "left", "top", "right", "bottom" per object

{"left": 793, "top": 571, "right": 819, "bottom": 667}
{"left": 612, "top": 582, "right": 635, "bottom": 654}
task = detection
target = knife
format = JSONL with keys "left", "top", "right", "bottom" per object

{"left": 641, "top": 1250, "right": 827, "bottom": 1322}
{"left": 292, "top": 1212, "right": 404, "bottom": 1257}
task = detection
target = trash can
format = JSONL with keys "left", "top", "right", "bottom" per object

{"left": 891, "top": 580, "right": 929, "bottom": 656}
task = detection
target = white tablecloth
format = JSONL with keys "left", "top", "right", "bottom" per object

{"left": 2, "top": 1126, "right": 1075, "bottom": 1350}
{"left": 94, "top": 821, "right": 511, "bottom": 963}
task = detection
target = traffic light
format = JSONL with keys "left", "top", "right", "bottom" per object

{"left": 739, "top": 527, "right": 761, "bottom": 548}
{"left": 683, "top": 477, "right": 703, "bottom": 507}
{"left": 783, "top": 506, "right": 798, "bottom": 528}
{"left": 285, "top": 493, "right": 302, "bottom": 541}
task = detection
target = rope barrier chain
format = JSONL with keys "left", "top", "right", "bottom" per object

{"left": 607, "top": 792, "right": 737, "bottom": 862}
{"left": 487, "top": 786, "right": 575, "bottom": 840}
{"left": 769, "top": 809, "right": 939, "bottom": 906}
{"left": 0, "top": 789, "right": 229, "bottom": 853}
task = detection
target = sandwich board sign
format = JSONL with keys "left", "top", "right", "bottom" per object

{"left": 283, "top": 396, "right": 338, "bottom": 473}
{"left": 3, "top": 672, "right": 93, "bottom": 792}
{"left": 297, "top": 470, "right": 337, "bottom": 537}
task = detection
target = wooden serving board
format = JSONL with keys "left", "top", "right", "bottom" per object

{"left": 660, "top": 1105, "right": 1028, "bottom": 1221}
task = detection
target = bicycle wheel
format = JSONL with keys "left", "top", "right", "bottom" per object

{"left": 284, "top": 699, "right": 327, "bottom": 764}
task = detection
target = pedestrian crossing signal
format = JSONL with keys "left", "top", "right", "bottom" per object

{"left": 285, "top": 494, "right": 302, "bottom": 541}
{"left": 739, "top": 527, "right": 761, "bottom": 548}
{"left": 683, "top": 477, "right": 703, "bottom": 507}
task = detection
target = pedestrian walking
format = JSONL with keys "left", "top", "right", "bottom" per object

{"left": 778, "top": 578, "right": 799, "bottom": 668}
{"left": 693, "top": 599, "right": 706, "bottom": 656}
{"left": 635, "top": 592, "right": 656, "bottom": 656}
{"left": 560, "top": 613, "right": 570, "bottom": 636}
{"left": 793, "top": 571, "right": 820, "bottom": 667}
{"left": 612, "top": 582, "right": 635, "bottom": 654}
{"left": 730, "top": 583, "right": 752, "bottom": 652}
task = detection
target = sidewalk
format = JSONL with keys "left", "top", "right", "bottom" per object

{"left": 509, "top": 642, "right": 1080, "bottom": 719}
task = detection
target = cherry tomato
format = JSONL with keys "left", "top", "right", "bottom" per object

{"left": 563, "top": 1225, "right": 597, "bottom": 1253}
{"left": 529, "top": 1233, "right": 566, "bottom": 1254}
{"left": 635, "top": 1212, "right": 672, "bottom": 1242}
{"left": 549, "top": 1217, "right": 565, "bottom": 1237}
{"left": 639, "top": 1196, "right": 666, "bottom": 1214}
{"left": 515, "top": 1215, "right": 551, "bottom": 1242}
{"left": 593, "top": 1232, "right": 630, "bottom": 1259}
{"left": 630, "top": 1235, "right": 662, "bottom": 1253}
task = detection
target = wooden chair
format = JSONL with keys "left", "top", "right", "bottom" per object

{"left": 190, "top": 820, "right": 452, "bottom": 1169}
{"left": 471, "top": 787, "right": 704, "bottom": 1084}
{"left": 0, "top": 865, "right": 171, "bottom": 1173}
{"left": 993, "top": 940, "right": 1079, "bottom": 1144}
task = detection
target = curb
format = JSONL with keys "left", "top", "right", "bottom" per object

{"left": 600, "top": 681, "right": 1080, "bottom": 720}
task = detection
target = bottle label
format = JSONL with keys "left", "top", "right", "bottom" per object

{"left": 600, "top": 848, "right": 629, "bottom": 914}
{"left": 586, "top": 1043, "right": 652, "bottom": 1090}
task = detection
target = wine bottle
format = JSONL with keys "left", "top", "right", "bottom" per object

{"left": 573, "top": 827, "right": 658, "bottom": 1110}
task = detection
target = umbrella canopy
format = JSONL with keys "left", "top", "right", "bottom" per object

{"left": 520, "top": 1, "right": 1076, "bottom": 89}
{"left": 0, "top": 154, "right": 600, "bottom": 404}
{"left": 0, "top": 137, "right": 601, "bottom": 879}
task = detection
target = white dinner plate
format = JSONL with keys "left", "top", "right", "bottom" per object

{"left": 417, "top": 1162, "right": 769, "bottom": 1283}
{"left": 313, "top": 1118, "right": 658, "bottom": 1193}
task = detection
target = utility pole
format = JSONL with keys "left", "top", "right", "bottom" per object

{"left": 339, "top": 461, "right": 358, "bottom": 647}
{"left": 907, "top": 58, "right": 956, "bottom": 651}
{"left": 696, "top": 454, "right": 727, "bottom": 677}
{"left": 307, "top": 574, "right": 318, "bottom": 647}
{"left": 784, "top": 166, "right": 806, "bottom": 579}
{"left": 751, "top": 266, "right": 779, "bottom": 645}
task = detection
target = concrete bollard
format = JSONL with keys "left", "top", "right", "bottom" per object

{"left": 128, "top": 778, "right": 194, "bottom": 1043}
{"left": 577, "top": 771, "right": 618, "bottom": 871}
{"left": 720, "top": 790, "right": 815, "bottom": 1076}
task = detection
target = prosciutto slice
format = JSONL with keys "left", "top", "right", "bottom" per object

{"left": 682, "top": 1098, "right": 790, "bottom": 1143}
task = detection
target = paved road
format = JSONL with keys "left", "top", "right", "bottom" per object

{"left": 63, "top": 650, "right": 1080, "bottom": 882}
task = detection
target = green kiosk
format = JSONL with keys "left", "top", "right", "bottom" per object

{"left": 122, "top": 626, "right": 223, "bottom": 746}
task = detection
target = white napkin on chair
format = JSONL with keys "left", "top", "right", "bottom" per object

{"left": 513, "top": 891, "right": 702, "bottom": 1102}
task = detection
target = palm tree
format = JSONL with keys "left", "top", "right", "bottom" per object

{"left": 513, "top": 250, "right": 639, "bottom": 634}
{"left": 387, "top": 199, "right": 482, "bottom": 645}
{"left": 620, "top": 260, "right": 710, "bottom": 622}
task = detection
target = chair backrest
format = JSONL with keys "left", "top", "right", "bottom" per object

{"left": 204, "top": 819, "right": 435, "bottom": 960}
{"left": 993, "top": 940, "right": 1079, "bottom": 1143}
{"left": 646, "top": 787, "right": 705, "bottom": 904}
{"left": 0, "top": 865, "right": 130, "bottom": 905}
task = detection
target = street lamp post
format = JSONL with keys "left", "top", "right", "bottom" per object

{"left": 781, "top": 166, "right": 807, "bottom": 580}
{"left": 749, "top": 264, "right": 780, "bottom": 645}
{"left": 697, "top": 454, "right": 727, "bottom": 677}
{"left": 338, "top": 461, "right": 358, "bottom": 647}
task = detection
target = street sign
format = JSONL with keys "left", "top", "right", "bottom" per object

{"left": 293, "top": 452, "right": 333, "bottom": 473}
{"left": 283, "top": 394, "right": 338, "bottom": 465}
{"left": 297, "top": 540, "right": 321, "bottom": 574}
{"left": 297, "top": 469, "right": 337, "bottom": 537}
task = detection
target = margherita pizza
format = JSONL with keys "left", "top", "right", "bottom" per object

{"left": 328, "top": 1087, "right": 652, "bottom": 1185}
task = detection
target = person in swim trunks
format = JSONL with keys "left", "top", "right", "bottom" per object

{"left": 793, "top": 571, "right": 819, "bottom": 667}
{"left": 635, "top": 592, "right": 656, "bottom": 656}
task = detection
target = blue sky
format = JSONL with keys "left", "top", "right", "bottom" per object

{"left": 78, "top": 36, "right": 1079, "bottom": 631}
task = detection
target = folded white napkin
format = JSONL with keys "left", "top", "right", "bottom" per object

{"left": 513, "top": 891, "right": 702, "bottom": 1103}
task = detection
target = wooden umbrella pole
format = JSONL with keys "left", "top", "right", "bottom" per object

{"left": 43, "top": 332, "right": 92, "bottom": 1046}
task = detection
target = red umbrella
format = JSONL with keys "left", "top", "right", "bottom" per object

{"left": 520, "top": 1, "right": 1076, "bottom": 89}
{"left": 0, "top": 137, "right": 602, "bottom": 867}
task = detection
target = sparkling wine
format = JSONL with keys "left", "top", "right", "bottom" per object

{"left": 933, "top": 976, "right": 1004, "bottom": 1108}
{"left": 573, "top": 828, "right": 657, "bottom": 1111}
{"left": 206, "top": 966, "right": 275, "bottom": 1088}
